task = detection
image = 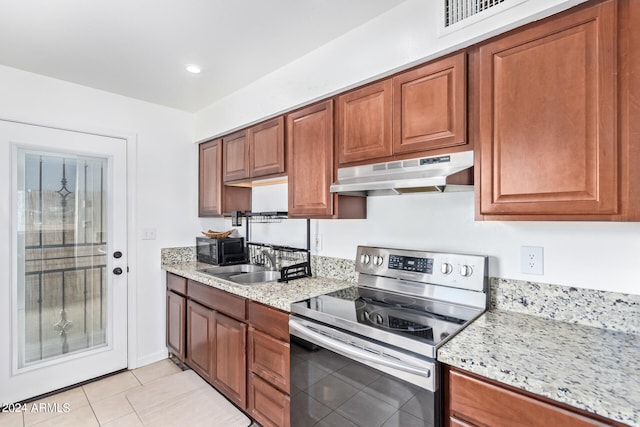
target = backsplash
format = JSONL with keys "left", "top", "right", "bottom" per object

{"left": 160, "top": 247, "right": 639, "bottom": 335}
{"left": 161, "top": 246, "right": 196, "bottom": 265}
{"left": 311, "top": 255, "right": 358, "bottom": 283}
{"left": 491, "top": 278, "right": 640, "bottom": 335}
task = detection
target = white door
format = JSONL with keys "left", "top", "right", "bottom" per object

{"left": 0, "top": 120, "right": 128, "bottom": 403}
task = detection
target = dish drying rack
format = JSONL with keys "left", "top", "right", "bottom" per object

{"left": 248, "top": 242, "right": 311, "bottom": 283}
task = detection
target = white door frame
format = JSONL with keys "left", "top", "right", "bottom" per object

{"left": 0, "top": 116, "right": 139, "bottom": 385}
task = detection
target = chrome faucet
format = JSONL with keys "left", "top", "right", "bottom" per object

{"left": 260, "top": 249, "right": 278, "bottom": 271}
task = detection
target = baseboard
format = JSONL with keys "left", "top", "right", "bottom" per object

{"left": 132, "top": 349, "right": 169, "bottom": 370}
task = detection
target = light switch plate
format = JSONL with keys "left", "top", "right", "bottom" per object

{"left": 142, "top": 228, "right": 157, "bottom": 240}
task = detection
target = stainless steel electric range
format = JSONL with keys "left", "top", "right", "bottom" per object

{"left": 289, "top": 245, "right": 489, "bottom": 427}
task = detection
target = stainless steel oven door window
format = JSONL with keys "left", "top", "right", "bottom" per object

{"left": 290, "top": 317, "right": 438, "bottom": 427}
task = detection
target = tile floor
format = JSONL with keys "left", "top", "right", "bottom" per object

{"left": 0, "top": 359, "right": 252, "bottom": 427}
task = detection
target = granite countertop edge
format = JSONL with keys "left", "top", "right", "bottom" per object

{"left": 438, "top": 309, "right": 640, "bottom": 427}
{"left": 162, "top": 261, "right": 352, "bottom": 312}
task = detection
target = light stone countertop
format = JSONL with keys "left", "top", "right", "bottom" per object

{"left": 438, "top": 309, "right": 640, "bottom": 427}
{"left": 162, "top": 261, "right": 353, "bottom": 312}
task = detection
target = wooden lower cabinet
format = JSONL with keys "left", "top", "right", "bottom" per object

{"left": 166, "top": 273, "right": 187, "bottom": 362}
{"left": 213, "top": 312, "right": 247, "bottom": 410}
{"left": 185, "top": 280, "right": 248, "bottom": 410}
{"left": 169, "top": 278, "right": 291, "bottom": 425}
{"left": 446, "top": 367, "right": 622, "bottom": 427}
{"left": 248, "top": 373, "right": 290, "bottom": 427}
{"left": 247, "top": 301, "right": 291, "bottom": 427}
{"left": 248, "top": 327, "right": 290, "bottom": 393}
{"left": 166, "top": 290, "right": 186, "bottom": 361}
{"left": 186, "top": 300, "right": 215, "bottom": 383}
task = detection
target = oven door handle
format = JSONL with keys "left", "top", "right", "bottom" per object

{"left": 290, "top": 318, "right": 431, "bottom": 379}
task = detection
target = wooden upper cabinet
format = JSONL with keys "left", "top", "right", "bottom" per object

{"left": 249, "top": 116, "right": 285, "bottom": 178}
{"left": 286, "top": 100, "right": 334, "bottom": 218}
{"left": 337, "top": 80, "right": 393, "bottom": 165}
{"left": 393, "top": 52, "right": 467, "bottom": 155}
{"left": 199, "top": 139, "right": 251, "bottom": 217}
{"left": 223, "top": 130, "right": 250, "bottom": 182}
{"left": 287, "top": 100, "right": 366, "bottom": 219}
{"left": 477, "top": 0, "right": 618, "bottom": 219}
{"left": 222, "top": 117, "right": 285, "bottom": 183}
{"left": 199, "top": 139, "right": 223, "bottom": 216}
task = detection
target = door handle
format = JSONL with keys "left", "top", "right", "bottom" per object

{"left": 113, "top": 267, "right": 123, "bottom": 275}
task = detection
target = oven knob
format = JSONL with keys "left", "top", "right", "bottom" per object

{"left": 373, "top": 255, "right": 384, "bottom": 266}
{"left": 440, "top": 263, "right": 453, "bottom": 275}
{"left": 460, "top": 265, "right": 473, "bottom": 277}
{"left": 374, "top": 313, "right": 384, "bottom": 324}
{"left": 360, "top": 253, "right": 371, "bottom": 265}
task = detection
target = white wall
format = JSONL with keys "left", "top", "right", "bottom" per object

{"left": 194, "top": 0, "right": 586, "bottom": 140}
{"left": 0, "top": 64, "right": 198, "bottom": 368}
{"left": 214, "top": 186, "right": 640, "bottom": 296}
{"left": 196, "top": 0, "right": 640, "bottom": 297}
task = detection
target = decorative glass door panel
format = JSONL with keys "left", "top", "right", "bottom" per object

{"left": 0, "top": 119, "right": 128, "bottom": 403}
{"left": 17, "top": 150, "right": 108, "bottom": 368}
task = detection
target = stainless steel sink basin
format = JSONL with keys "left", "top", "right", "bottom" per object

{"left": 199, "top": 264, "right": 266, "bottom": 275}
{"left": 198, "top": 264, "right": 279, "bottom": 285}
{"left": 228, "top": 270, "right": 280, "bottom": 285}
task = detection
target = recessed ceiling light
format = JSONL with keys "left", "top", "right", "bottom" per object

{"left": 185, "top": 64, "right": 201, "bottom": 74}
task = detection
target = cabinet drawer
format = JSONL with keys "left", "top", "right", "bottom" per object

{"left": 248, "top": 327, "right": 290, "bottom": 393}
{"left": 449, "top": 369, "right": 611, "bottom": 427}
{"left": 247, "top": 301, "right": 289, "bottom": 341}
{"left": 166, "top": 272, "right": 187, "bottom": 295}
{"left": 248, "top": 373, "right": 290, "bottom": 427}
{"left": 188, "top": 280, "right": 246, "bottom": 320}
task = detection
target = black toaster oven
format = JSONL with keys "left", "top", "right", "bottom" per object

{"left": 196, "top": 237, "right": 247, "bottom": 265}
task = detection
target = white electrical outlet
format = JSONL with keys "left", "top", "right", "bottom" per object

{"left": 314, "top": 234, "right": 323, "bottom": 252}
{"left": 521, "top": 246, "right": 544, "bottom": 275}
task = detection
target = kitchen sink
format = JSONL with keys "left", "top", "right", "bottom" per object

{"left": 199, "top": 264, "right": 266, "bottom": 275}
{"left": 228, "top": 270, "right": 281, "bottom": 284}
{"left": 198, "top": 264, "right": 279, "bottom": 285}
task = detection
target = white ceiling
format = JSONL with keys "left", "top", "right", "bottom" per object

{"left": 0, "top": 0, "right": 406, "bottom": 112}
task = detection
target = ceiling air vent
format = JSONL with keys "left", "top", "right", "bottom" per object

{"left": 445, "top": 0, "right": 508, "bottom": 27}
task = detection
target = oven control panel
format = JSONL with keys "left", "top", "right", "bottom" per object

{"left": 388, "top": 255, "right": 433, "bottom": 274}
{"left": 356, "top": 245, "right": 488, "bottom": 293}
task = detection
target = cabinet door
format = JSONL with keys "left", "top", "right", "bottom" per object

{"left": 337, "top": 80, "right": 393, "bottom": 165}
{"left": 198, "top": 139, "right": 223, "bottom": 216}
{"left": 223, "top": 130, "right": 250, "bottom": 182}
{"left": 286, "top": 100, "right": 334, "bottom": 218}
{"left": 249, "top": 116, "right": 285, "bottom": 178}
{"left": 477, "top": 1, "right": 617, "bottom": 218}
{"left": 393, "top": 52, "right": 466, "bottom": 154}
{"left": 166, "top": 291, "right": 186, "bottom": 362}
{"left": 447, "top": 368, "right": 614, "bottom": 427}
{"left": 248, "top": 373, "right": 290, "bottom": 427}
{"left": 214, "top": 312, "right": 247, "bottom": 409}
{"left": 248, "top": 327, "right": 290, "bottom": 393}
{"left": 186, "top": 300, "right": 215, "bottom": 383}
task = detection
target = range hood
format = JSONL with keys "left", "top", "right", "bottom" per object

{"left": 330, "top": 151, "right": 474, "bottom": 196}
